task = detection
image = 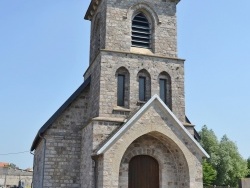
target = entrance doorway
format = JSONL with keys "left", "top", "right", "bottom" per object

{"left": 129, "top": 155, "right": 159, "bottom": 188}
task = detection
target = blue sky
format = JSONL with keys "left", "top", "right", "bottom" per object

{"left": 0, "top": 0, "right": 250, "bottom": 169}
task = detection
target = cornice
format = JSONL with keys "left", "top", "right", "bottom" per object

{"left": 84, "top": 0, "right": 101, "bottom": 20}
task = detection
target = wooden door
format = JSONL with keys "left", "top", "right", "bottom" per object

{"left": 129, "top": 155, "right": 159, "bottom": 188}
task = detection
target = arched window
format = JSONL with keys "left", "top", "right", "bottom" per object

{"left": 116, "top": 67, "right": 130, "bottom": 108}
{"left": 159, "top": 72, "right": 172, "bottom": 109}
{"left": 137, "top": 69, "right": 151, "bottom": 102}
{"left": 117, "top": 74, "right": 125, "bottom": 106}
{"left": 131, "top": 12, "right": 151, "bottom": 49}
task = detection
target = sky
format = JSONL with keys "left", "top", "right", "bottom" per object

{"left": 0, "top": 0, "right": 250, "bottom": 169}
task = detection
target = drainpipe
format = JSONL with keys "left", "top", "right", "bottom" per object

{"left": 30, "top": 151, "right": 34, "bottom": 188}
{"left": 39, "top": 133, "right": 46, "bottom": 188}
{"left": 91, "top": 155, "right": 98, "bottom": 188}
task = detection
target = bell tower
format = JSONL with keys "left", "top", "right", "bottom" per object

{"left": 84, "top": 0, "right": 186, "bottom": 123}
{"left": 31, "top": 1, "right": 208, "bottom": 187}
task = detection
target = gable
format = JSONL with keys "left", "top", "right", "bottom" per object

{"left": 95, "top": 94, "right": 209, "bottom": 158}
{"left": 30, "top": 77, "right": 91, "bottom": 151}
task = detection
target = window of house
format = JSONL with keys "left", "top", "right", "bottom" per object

{"left": 132, "top": 13, "right": 151, "bottom": 48}
{"left": 116, "top": 67, "right": 130, "bottom": 108}
{"left": 137, "top": 69, "right": 151, "bottom": 102}
{"left": 117, "top": 74, "right": 125, "bottom": 106}
{"left": 159, "top": 79, "right": 167, "bottom": 103}
{"left": 139, "top": 76, "right": 146, "bottom": 101}
{"left": 159, "top": 72, "right": 172, "bottom": 109}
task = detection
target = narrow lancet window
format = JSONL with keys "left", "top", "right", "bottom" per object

{"left": 137, "top": 69, "right": 151, "bottom": 102}
{"left": 116, "top": 67, "right": 130, "bottom": 108}
{"left": 117, "top": 74, "right": 125, "bottom": 106}
{"left": 160, "top": 79, "right": 167, "bottom": 104}
{"left": 159, "top": 72, "right": 172, "bottom": 109}
{"left": 132, "top": 13, "right": 151, "bottom": 48}
{"left": 139, "top": 76, "right": 146, "bottom": 101}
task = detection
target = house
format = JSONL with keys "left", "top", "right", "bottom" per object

{"left": 0, "top": 165, "right": 32, "bottom": 188}
{"left": 0, "top": 163, "right": 9, "bottom": 168}
{"left": 31, "top": 0, "right": 209, "bottom": 187}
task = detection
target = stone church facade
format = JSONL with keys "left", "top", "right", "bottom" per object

{"left": 31, "top": 0, "right": 209, "bottom": 187}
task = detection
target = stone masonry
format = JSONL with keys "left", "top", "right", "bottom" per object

{"left": 85, "top": 0, "right": 185, "bottom": 122}
{"left": 33, "top": 87, "right": 90, "bottom": 188}
{"left": 119, "top": 135, "right": 189, "bottom": 188}
{"left": 99, "top": 101, "right": 204, "bottom": 188}
{"left": 31, "top": 0, "right": 208, "bottom": 187}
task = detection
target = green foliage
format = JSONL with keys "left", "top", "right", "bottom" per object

{"left": 203, "top": 159, "right": 217, "bottom": 186}
{"left": 4, "top": 163, "right": 19, "bottom": 169}
{"left": 200, "top": 126, "right": 248, "bottom": 187}
{"left": 216, "top": 135, "right": 248, "bottom": 186}
{"left": 247, "top": 157, "right": 250, "bottom": 177}
{"left": 200, "top": 125, "right": 220, "bottom": 167}
{"left": 248, "top": 157, "right": 250, "bottom": 169}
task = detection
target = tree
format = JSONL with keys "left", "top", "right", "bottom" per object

{"left": 203, "top": 159, "right": 217, "bottom": 186}
{"left": 6, "top": 163, "right": 19, "bottom": 169}
{"left": 200, "top": 126, "right": 248, "bottom": 187}
{"left": 216, "top": 135, "right": 248, "bottom": 186}
{"left": 247, "top": 157, "right": 250, "bottom": 177}
{"left": 199, "top": 125, "right": 220, "bottom": 168}
{"left": 200, "top": 125, "right": 219, "bottom": 185}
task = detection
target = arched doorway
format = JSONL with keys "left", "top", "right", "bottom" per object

{"left": 129, "top": 155, "right": 159, "bottom": 188}
{"left": 118, "top": 134, "right": 190, "bottom": 187}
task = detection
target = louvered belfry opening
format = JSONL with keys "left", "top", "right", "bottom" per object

{"left": 132, "top": 12, "right": 151, "bottom": 48}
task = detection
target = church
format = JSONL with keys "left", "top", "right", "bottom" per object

{"left": 31, "top": 0, "right": 209, "bottom": 187}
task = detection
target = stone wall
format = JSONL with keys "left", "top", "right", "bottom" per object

{"left": 119, "top": 135, "right": 189, "bottom": 188}
{"left": 100, "top": 102, "right": 203, "bottom": 188}
{"left": 89, "top": 0, "right": 107, "bottom": 64}
{"left": 85, "top": 0, "right": 186, "bottom": 122}
{"left": 239, "top": 178, "right": 250, "bottom": 188}
{"left": 105, "top": 0, "right": 178, "bottom": 58}
{"left": 80, "top": 122, "right": 94, "bottom": 188}
{"left": 98, "top": 50, "right": 185, "bottom": 122}
{"left": 92, "top": 120, "right": 121, "bottom": 150}
{"left": 80, "top": 119, "right": 122, "bottom": 188}
{"left": 33, "top": 87, "right": 90, "bottom": 188}
{"left": 31, "top": 0, "right": 206, "bottom": 187}
{"left": 84, "top": 54, "right": 101, "bottom": 119}
{"left": 33, "top": 140, "right": 44, "bottom": 188}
